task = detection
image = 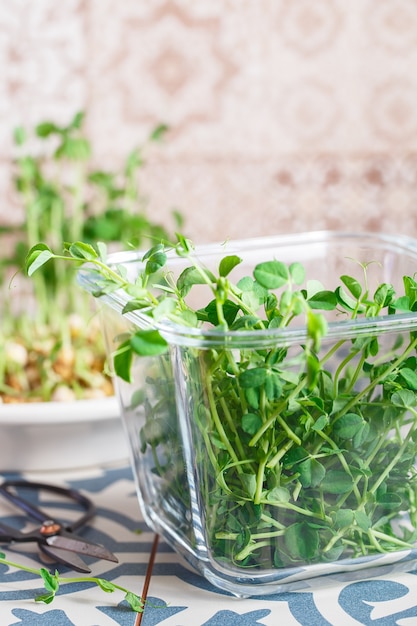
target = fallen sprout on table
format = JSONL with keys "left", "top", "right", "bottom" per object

{"left": 0, "top": 552, "right": 144, "bottom": 612}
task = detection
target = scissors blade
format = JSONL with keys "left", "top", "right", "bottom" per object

{"left": 46, "top": 534, "right": 118, "bottom": 563}
{"left": 40, "top": 543, "right": 92, "bottom": 573}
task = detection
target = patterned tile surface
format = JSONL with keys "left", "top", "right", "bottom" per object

{"left": 1, "top": 1, "right": 417, "bottom": 241}
{"left": 1, "top": 465, "right": 417, "bottom": 625}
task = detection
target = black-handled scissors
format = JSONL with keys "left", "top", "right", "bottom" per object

{"left": 0, "top": 479, "right": 118, "bottom": 573}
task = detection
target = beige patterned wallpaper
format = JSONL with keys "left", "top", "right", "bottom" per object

{"left": 1, "top": 0, "right": 417, "bottom": 243}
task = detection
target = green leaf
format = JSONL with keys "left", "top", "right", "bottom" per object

{"left": 365, "top": 337, "right": 379, "bottom": 357}
{"left": 122, "top": 299, "right": 149, "bottom": 314}
{"left": 204, "top": 298, "right": 240, "bottom": 326}
{"left": 307, "top": 311, "right": 328, "bottom": 352}
{"left": 55, "top": 137, "right": 91, "bottom": 160}
{"left": 241, "top": 412, "right": 263, "bottom": 435}
{"left": 404, "top": 275, "right": 417, "bottom": 309}
{"left": 152, "top": 298, "right": 177, "bottom": 320}
{"left": 178, "top": 308, "right": 198, "bottom": 327}
{"left": 399, "top": 367, "right": 417, "bottom": 391}
{"left": 25, "top": 245, "right": 53, "bottom": 276}
{"left": 282, "top": 446, "right": 308, "bottom": 469}
{"left": 145, "top": 252, "right": 167, "bottom": 275}
{"left": 289, "top": 262, "right": 305, "bottom": 285}
{"left": 131, "top": 389, "right": 145, "bottom": 408}
{"left": 141, "top": 419, "right": 168, "bottom": 447}
{"left": 69, "top": 111, "right": 85, "bottom": 129}
{"left": 113, "top": 340, "right": 133, "bottom": 382}
{"left": 235, "top": 526, "right": 251, "bottom": 554}
{"left": 352, "top": 422, "right": 370, "bottom": 448}
{"left": 297, "top": 458, "right": 326, "bottom": 488}
{"left": 68, "top": 242, "right": 99, "bottom": 261}
{"left": 149, "top": 123, "right": 169, "bottom": 142}
{"left": 320, "top": 470, "right": 354, "bottom": 494}
{"left": 265, "top": 293, "right": 278, "bottom": 319}
{"left": 175, "top": 234, "right": 194, "bottom": 256}
{"left": 240, "top": 473, "right": 257, "bottom": 498}
{"left": 391, "top": 389, "right": 416, "bottom": 408}
{"left": 96, "top": 241, "right": 108, "bottom": 262}
{"left": 36, "top": 121, "right": 59, "bottom": 137}
{"left": 376, "top": 492, "right": 402, "bottom": 510}
{"left": 241, "top": 288, "right": 264, "bottom": 311}
{"left": 323, "top": 544, "right": 345, "bottom": 561}
{"left": 130, "top": 330, "right": 168, "bottom": 357}
{"left": 96, "top": 578, "right": 116, "bottom": 593}
{"left": 392, "top": 296, "right": 411, "bottom": 312}
{"left": 266, "top": 487, "right": 291, "bottom": 503}
{"left": 245, "top": 386, "right": 260, "bottom": 409}
{"left": 219, "top": 255, "right": 242, "bottom": 277}
{"left": 14, "top": 126, "right": 26, "bottom": 145}
{"left": 334, "top": 509, "right": 354, "bottom": 529}
{"left": 340, "top": 275, "right": 362, "bottom": 299}
{"left": 177, "top": 265, "right": 215, "bottom": 297}
{"left": 211, "top": 433, "right": 228, "bottom": 450}
{"left": 285, "top": 522, "right": 319, "bottom": 560}
{"left": 308, "top": 290, "right": 338, "bottom": 310}
{"left": 125, "top": 591, "right": 145, "bottom": 612}
{"left": 305, "top": 280, "right": 325, "bottom": 299}
{"left": 35, "top": 592, "right": 55, "bottom": 605}
{"left": 290, "top": 293, "right": 305, "bottom": 316}
{"left": 231, "top": 315, "right": 261, "bottom": 330}
{"left": 333, "top": 413, "right": 364, "bottom": 439}
{"left": 142, "top": 243, "right": 165, "bottom": 261}
{"left": 40, "top": 568, "right": 59, "bottom": 593}
{"left": 88, "top": 170, "right": 115, "bottom": 188}
{"left": 253, "top": 260, "right": 289, "bottom": 289}
{"left": 279, "top": 369, "right": 298, "bottom": 384}
{"left": 374, "top": 282, "right": 395, "bottom": 307}
{"left": 265, "top": 372, "right": 283, "bottom": 400}
{"left": 354, "top": 510, "right": 371, "bottom": 531}
{"left": 278, "top": 289, "right": 292, "bottom": 316}
{"left": 335, "top": 286, "right": 357, "bottom": 311}
{"left": 238, "top": 276, "right": 255, "bottom": 292}
{"left": 239, "top": 367, "right": 268, "bottom": 388}
{"left": 312, "top": 414, "right": 328, "bottom": 431}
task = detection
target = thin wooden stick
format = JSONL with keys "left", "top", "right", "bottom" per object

{"left": 135, "top": 533, "right": 160, "bottom": 626}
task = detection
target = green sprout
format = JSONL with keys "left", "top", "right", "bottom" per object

{"left": 0, "top": 552, "right": 144, "bottom": 612}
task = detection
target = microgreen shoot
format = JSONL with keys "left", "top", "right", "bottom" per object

{"left": 0, "top": 552, "right": 144, "bottom": 612}
{"left": 25, "top": 236, "right": 417, "bottom": 571}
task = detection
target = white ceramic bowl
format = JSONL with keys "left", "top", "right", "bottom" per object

{"left": 0, "top": 396, "right": 129, "bottom": 472}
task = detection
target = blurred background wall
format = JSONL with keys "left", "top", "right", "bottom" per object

{"left": 1, "top": 0, "right": 417, "bottom": 243}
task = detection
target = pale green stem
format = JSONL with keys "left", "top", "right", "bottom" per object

{"left": 369, "top": 407, "right": 417, "bottom": 495}
{"left": 254, "top": 456, "right": 267, "bottom": 504}
{"left": 334, "top": 336, "right": 417, "bottom": 420}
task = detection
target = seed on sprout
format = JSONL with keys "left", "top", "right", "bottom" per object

{"left": 51, "top": 386, "right": 76, "bottom": 402}
{"left": 5, "top": 342, "right": 28, "bottom": 367}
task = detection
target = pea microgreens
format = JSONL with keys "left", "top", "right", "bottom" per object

{"left": 1, "top": 112, "right": 180, "bottom": 403}
{"left": 25, "top": 236, "right": 417, "bottom": 570}
{"left": 0, "top": 552, "right": 144, "bottom": 611}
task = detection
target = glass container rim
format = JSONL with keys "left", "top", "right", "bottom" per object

{"left": 78, "top": 230, "right": 417, "bottom": 348}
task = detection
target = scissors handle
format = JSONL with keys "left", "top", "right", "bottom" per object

{"left": 0, "top": 480, "right": 95, "bottom": 531}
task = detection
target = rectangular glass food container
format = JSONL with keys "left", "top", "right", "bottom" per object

{"left": 79, "top": 231, "right": 417, "bottom": 597}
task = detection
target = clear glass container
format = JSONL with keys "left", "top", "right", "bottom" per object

{"left": 79, "top": 231, "right": 417, "bottom": 596}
